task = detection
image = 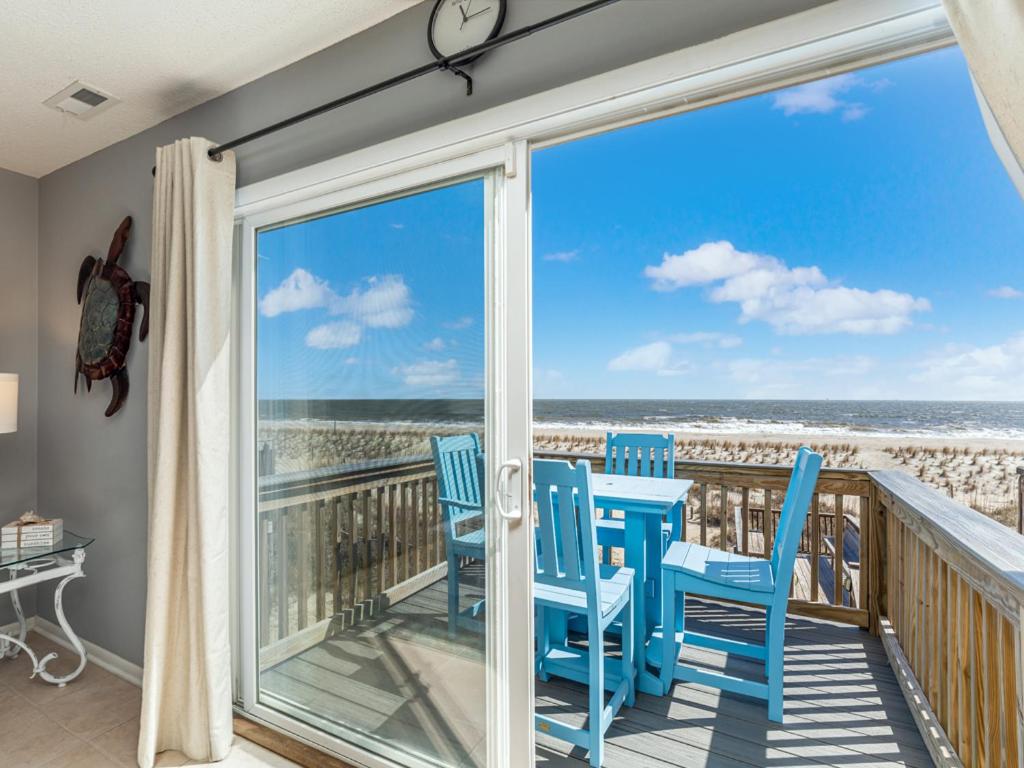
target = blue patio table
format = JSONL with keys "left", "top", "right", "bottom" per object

{"left": 539, "top": 472, "right": 692, "bottom": 696}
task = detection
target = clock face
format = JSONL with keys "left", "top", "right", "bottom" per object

{"left": 428, "top": 0, "right": 506, "bottom": 61}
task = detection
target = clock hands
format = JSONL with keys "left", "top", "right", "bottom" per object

{"left": 465, "top": 6, "right": 492, "bottom": 22}
{"left": 458, "top": 0, "right": 490, "bottom": 30}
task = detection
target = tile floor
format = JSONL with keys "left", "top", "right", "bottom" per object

{"left": 0, "top": 631, "right": 301, "bottom": 767}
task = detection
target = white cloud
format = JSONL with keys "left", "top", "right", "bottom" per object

{"left": 331, "top": 274, "right": 413, "bottom": 328}
{"left": 390, "top": 223, "right": 405, "bottom": 230}
{"left": 990, "top": 285, "right": 1023, "bottom": 299}
{"left": 670, "top": 331, "right": 742, "bottom": 349}
{"left": 397, "top": 359, "right": 459, "bottom": 388}
{"left": 911, "top": 332, "right": 1024, "bottom": 400}
{"left": 543, "top": 250, "right": 579, "bottom": 262}
{"left": 263, "top": 270, "right": 414, "bottom": 342}
{"left": 771, "top": 73, "right": 870, "bottom": 121}
{"left": 344, "top": 356, "right": 359, "bottom": 365}
{"left": 841, "top": 104, "right": 869, "bottom": 122}
{"left": 259, "top": 268, "right": 335, "bottom": 317}
{"left": 644, "top": 241, "right": 764, "bottom": 291}
{"left": 443, "top": 316, "right": 474, "bottom": 330}
{"left": 305, "top": 321, "right": 361, "bottom": 350}
{"left": 645, "top": 241, "right": 929, "bottom": 335}
{"left": 424, "top": 337, "right": 446, "bottom": 351}
{"left": 607, "top": 341, "right": 686, "bottom": 376}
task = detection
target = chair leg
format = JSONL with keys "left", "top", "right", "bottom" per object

{"left": 588, "top": 620, "right": 606, "bottom": 768}
{"left": 766, "top": 605, "right": 787, "bottom": 722}
{"left": 447, "top": 554, "right": 460, "bottom": 639}
{"left": 536, "top": 606, "right": 550, "bottom": 681}
{"left": 621, "top": 584, "right": 635, "bottom": 707}
{"left": 660, "top": 575, "right": 676, "bottom": 696}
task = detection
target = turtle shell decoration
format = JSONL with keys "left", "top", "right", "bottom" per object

{"left": 75, "top": 216, "right": 150, "bottom": 417}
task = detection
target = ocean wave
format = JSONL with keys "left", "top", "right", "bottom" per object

{"left": 260, "top": 415, "right": 1024, "bottom": 441}
{"left": 532, "top": 417, "right": 1024, "bottom": 441}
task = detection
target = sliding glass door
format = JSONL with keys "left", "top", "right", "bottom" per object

{"left": 236, "top": 146, "right": 533, "bottom": 768}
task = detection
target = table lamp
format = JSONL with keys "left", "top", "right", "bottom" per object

{"left": 0, "top": 373, "right": 17, "bottom": 435}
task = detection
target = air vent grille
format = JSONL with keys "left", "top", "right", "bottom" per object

{"left": 43, "top": 81, "right": 118, "bottom": 120}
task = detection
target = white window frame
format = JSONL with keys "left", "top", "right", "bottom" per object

{"left": 235, "top": 143, "right": 533, "bottom": 768}
{"left": 232, "top": 1, "right": 955, "bottom": 766}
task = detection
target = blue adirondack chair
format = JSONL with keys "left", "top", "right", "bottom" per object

{"left": 658, "top": 446, "right": 822, "bottom": 722}
{"left": 534, "top": 458, "right": 635, "bottom": 768}
{"left": 596, "top": 432, "right": 681, "bottom": 564}
{"left": 430, "top": 434, "right": 487, "bottom": 638}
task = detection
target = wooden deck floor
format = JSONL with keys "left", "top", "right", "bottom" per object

{"left": 263, "top": 566, "right": 930, "bottom": 768}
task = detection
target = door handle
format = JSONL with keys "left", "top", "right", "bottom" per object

{"left": 494, "top": 458, "right": 523, "bottom": 521}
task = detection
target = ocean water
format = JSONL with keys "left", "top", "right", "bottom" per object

{"left": 259, "top": 399, "right": 1024, "bottom": 440}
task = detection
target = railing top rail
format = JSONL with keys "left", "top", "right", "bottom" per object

{"left": 532, "top": 448, "right": 869, "bottom": 478}
{"left": 533, "top": 448, "right": 871, "bottom": 495}
{"left": 871, "top": 469, "right": 1024, "bottom": 606}
{"left": 259, "top": 453, "right": 434, "bottom": 503}
{"left": 260, "top": 449, "right": 874, "bottom": 506}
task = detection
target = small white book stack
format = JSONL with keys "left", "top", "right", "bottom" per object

{"left": 1, "top": 511, "right": 63, "bottom": 549}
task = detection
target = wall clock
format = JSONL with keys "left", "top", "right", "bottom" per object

{"left": 428, "top": 0, "right": 507, "bottom": 63}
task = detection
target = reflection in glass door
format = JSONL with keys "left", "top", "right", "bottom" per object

{"left": 253, "top": 177, "right": 491, "bottom": 767}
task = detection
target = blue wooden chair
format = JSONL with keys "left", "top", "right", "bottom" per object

{"left": 534, "top": 458, "right": 635, "bottom": 768}
{"left": 658, "top": 446, "right": 822, "bottom": 722}
{"left": 597, "top": 432, "right": 681, "bottom": 564}
{"left": 430, "top": 434, "right": 487, "bottom": 638}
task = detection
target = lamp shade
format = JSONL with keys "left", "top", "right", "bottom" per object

{"left": 0, "top": 373, "right": 18, "bottom": 434}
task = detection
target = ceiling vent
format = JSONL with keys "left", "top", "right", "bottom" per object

{"left": 43, "top": 81, "right": 118, "bottom": 120}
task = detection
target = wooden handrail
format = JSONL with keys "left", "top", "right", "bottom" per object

{"left": 870, "top": 469, "right": 1024, "bottom": 767}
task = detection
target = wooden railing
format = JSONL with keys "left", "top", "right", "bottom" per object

{"left": 256, "top": 454, "right": 448, "bottom": 667}
{"left": 871, "top": 470, "right": 1024, "bottom": 768}
{"left": 536, "top": 450, "right": 872, "bottom": 627}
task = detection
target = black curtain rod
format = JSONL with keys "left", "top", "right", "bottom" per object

{"left": 151, "top": 0, "right": 621, "bottom": 174}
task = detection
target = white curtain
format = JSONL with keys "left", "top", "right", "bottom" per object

{"left": 138, "top": 138, "right": 237, "bottom": 768}
{"left": 943, "top": 0, "right": 1024, "bottom": 196}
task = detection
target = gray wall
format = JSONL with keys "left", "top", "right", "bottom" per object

{"left": 35, "top": 0, "right": 825, "bottom": 665}
{"left": 0, "top": 168, "right": 39, "bottom": 627}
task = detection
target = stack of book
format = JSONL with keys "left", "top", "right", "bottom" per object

{"left": 1, "top": 515, "right": 63, "bottom": 549}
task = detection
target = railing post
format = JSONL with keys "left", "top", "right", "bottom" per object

{"left": 1016, "top": 466, "right": 1023, "bottom": 535}
{"left": 866, "top": 479, "right": 886, "bottom": 636}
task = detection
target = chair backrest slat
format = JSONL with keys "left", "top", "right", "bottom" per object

{"left": 431, "top": 434, "right": 484, "bottom": 535}
{"left": 605, "top": 431, "right": 675, "bottom": 479}
{"left": 534, "top": 458, "right": 599, "bottom": 601}
{"left": 770, "top": 447, "right": 823, "bottom": 599}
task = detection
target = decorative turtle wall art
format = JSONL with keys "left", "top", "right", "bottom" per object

{"left": 75, "top": 216, "right": 150, "bottom": 417}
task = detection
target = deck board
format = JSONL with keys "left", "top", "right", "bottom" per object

{"left": 264, "top": 566, "right": 928, "bottom": 767}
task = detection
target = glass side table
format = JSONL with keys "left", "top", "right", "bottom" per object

{"left": 0, "top": 532, "right": 94, "bottom": 686}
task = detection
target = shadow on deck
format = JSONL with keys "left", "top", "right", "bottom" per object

{"left": 263, "top": 564, "right": 929, "bottom": 768}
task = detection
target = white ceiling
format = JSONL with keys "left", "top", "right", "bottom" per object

{"left": 0, "top": 0, "right": 418, "bottom": 178}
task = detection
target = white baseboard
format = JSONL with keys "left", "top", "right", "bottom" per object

{"left": 1, "top": 614, "right": 36, "bottom": 636}
{"left": 32, "top": 616, "right": 143, "bottom": 688}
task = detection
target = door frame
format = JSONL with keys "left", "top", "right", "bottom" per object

{"left": 234, "top": 142, "right": 534, "bottom": 768}
{"left": 231, "top": 2, "right": 954, "bottom": 765}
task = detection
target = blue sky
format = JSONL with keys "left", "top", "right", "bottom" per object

{"left": 258, "top": 46, "right": 1024, "bottom": 401}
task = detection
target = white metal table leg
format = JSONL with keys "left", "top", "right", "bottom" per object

{"left": 1, "top": 570, "right": 28, "bottom": 659}
{"left": 0, "top": 548, "right": 89, "bottom": 687}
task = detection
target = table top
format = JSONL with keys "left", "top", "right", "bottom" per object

{"left": 0, "top": 532, "right": 94, "bottom": 569}
{"left": 591, "top": 473, "right": 692, "bottom": 511}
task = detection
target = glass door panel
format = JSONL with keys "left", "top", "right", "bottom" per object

{"left": 254, "top": 177, "right": 490, "bottom": 767}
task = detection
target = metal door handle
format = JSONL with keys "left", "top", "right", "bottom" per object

{"left": 494, "top": 458, "right": 523, "bottom": 521}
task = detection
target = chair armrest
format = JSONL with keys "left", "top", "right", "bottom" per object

{"left": 438, "top": 496, "right": 483, "bottom": 512}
